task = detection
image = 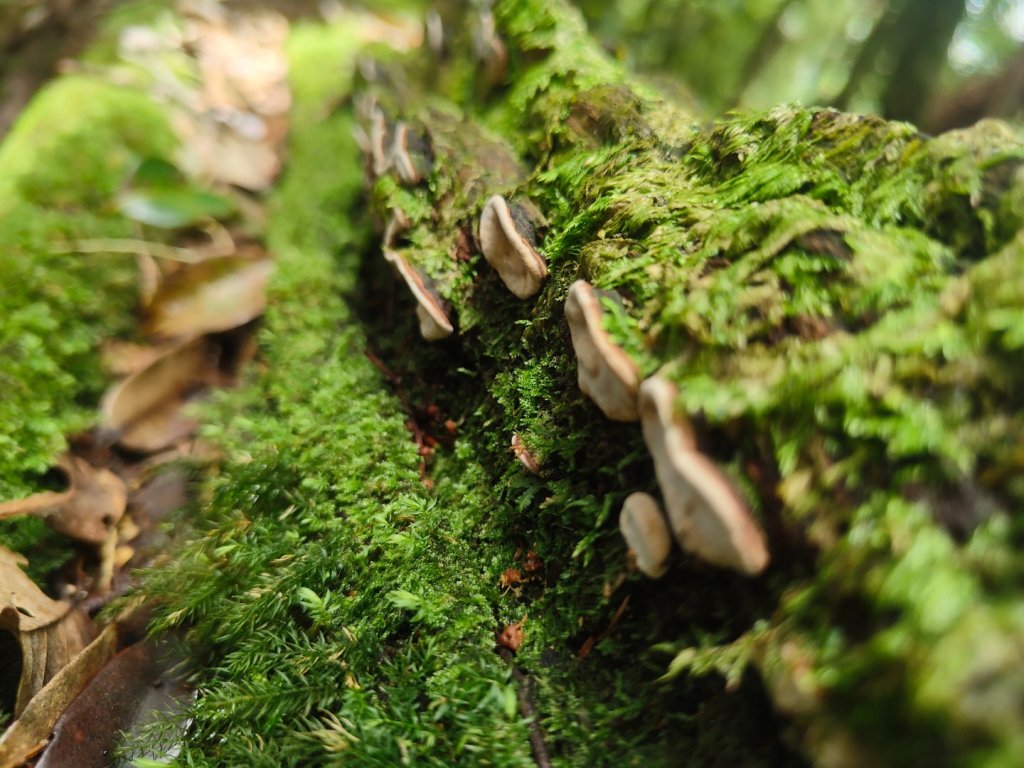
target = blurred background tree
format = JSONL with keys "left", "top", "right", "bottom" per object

{"left": 576, "top": 0, "right": 1024, "bottom": 131}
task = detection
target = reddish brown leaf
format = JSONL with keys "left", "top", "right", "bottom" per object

{"left": 34, "top": 640, "right": 191, "bottom": 768}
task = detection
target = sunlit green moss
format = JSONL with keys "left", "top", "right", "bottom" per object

{"left": 0, "top": 75, "right": 176, "bottom": 580}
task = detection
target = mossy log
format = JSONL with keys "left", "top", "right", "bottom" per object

{"left": 356, "top": 1, "right": 1024, "bottom": 763}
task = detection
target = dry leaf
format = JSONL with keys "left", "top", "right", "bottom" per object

{"left": 100, "top": 338, "right": 216, "bottom": 453}
{"left": 0, "top": 455, "right": 126, "bottom": 546}
{"left": 34, "top": 640, "right": 191, "bottom": 768}
{"left": 0, "top": 548, "right": 96, "bottom": 716}
{"left": 179, "top": 118, "right": 283, "bottom": 190}
{"left": 144, "top": 252, "right": 272, "bottom": 339}
{"left": 0, "top": 624, "right": 117, "bottom": 768}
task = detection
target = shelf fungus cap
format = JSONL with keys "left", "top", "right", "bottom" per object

{"left": 391, "top": 121, "right": 432, "bottom": 185}
{"left": 368, "top": 104, "right": 392, "bottom": 177}
{"left": 639, "top": 376, "right": 770, "bottom": 575}
{"left": 479, "top": 194, "right": 547, "bottom": 299}
{"left": 384, "top": 250, "right": 454, "bottom": 341}
{"left": 619, "top": 492, "right": 672, "bottom": 578}
{"left": 565, "top": 280, "right": 640, "bottom": 421}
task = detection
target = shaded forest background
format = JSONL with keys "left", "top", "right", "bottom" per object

{"left": 4, "top": 0, "right": 1024, "bottom": 138}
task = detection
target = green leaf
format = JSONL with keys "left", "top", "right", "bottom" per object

{"left": 118, "top": 188, "right": 234, "bottom": 228}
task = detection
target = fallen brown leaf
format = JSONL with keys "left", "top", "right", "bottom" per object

{"left": 0, "top": 455, "right": 126, "bottom": 546}
{"left": 0, "top": 624, "right": 117, "bottom": 768}
{"left": 143, "top": 252, "right": 272, "bottom": 339}
{"left": 0, "top": 547, "right": 96, "bottom": 717}
{"left": 100, "top": 337, "right": 217, "bottom": 453}
{"left": 34, "top": 639, "right": 191, "bottom": 768}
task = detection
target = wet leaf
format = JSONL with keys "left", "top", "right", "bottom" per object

{"left": 144, "top": 252, "right": 272, "bottom": 339}
{"left": 0, "top": 455, "right": 126, "bottom": 546}
{"left": 100, "top": 338, "right": 217, "bottom": 453}
{"left": 0, "top": 548, "right": 96, "bottom": 717}
{"left": 34, "top": 640, "right": 191, "bottom": 768}
{"left": 0, "top": 625, "right": 117, "bottom": 768}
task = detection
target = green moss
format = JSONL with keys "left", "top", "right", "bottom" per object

{"left": 346, "top": 1, "right": 1024, "bottom": 764}
{"left": 0, "top": 74, "right": 177, "bottom": 575}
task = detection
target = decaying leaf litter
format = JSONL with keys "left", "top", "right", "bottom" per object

{"left": 0, "top": 4, "right": 288, "bottom": 763}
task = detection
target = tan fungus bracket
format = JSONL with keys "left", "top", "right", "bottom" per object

{"left": 639, "top": 376, "right": 770, "bottom": 575}
{"left": 619, "top": 492, "right": 672, "bottom": 579}
{"left": 384, "top": 250, "right": 454, "bottom": 340}
{"left": 367, "top": 103, "right": 392, "bottom": 178}
{"left": 565, "top": 280, "right": 641, "bottom": 421}
{"left": 391, "top": 121, "right": 432, "bottom": 185}
{"left": 472, "top": 7, "right": 507, "bottom": 87}
{"left": 479, "top": 194, "right": 548, "bottom": 299}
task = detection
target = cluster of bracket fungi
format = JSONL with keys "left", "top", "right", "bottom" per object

{"left": 357, "top": 23, "right": 768, "bottom": 580}
{"left": 565, "top": 281, "right": 770, "bottom": 577}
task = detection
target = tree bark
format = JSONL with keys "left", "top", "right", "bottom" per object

{"left": 358, "top": 1, "right": 1024, "bottom": 764}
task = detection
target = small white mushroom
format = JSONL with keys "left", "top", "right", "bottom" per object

{"left": 384, "top": 250, "right": 454, "bottom": 341}
{"left": 639, "top": 376, "right": 770, "bottom": 575}
{"left": 564, "top": 280, "right": 641, "bottom": 421}
{"left": 479, "top": 194, "right": 547, "bottom": 299}
{"left": 619, "top": 492, "right": 672, "bottom": 578}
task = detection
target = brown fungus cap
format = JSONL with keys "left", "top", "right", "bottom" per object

{"left": 639, "top": 375, "right": 769, "bottom": 575}
{"left": 479, "top": 194, "right": 547, "bottom": 299}
{"left": 619, "top": 492, "right": 672, "bottom": 579}
{"left": 391, "top": 121, "right": 432, "bottom": 185}
{"left": 564, "top": 280, "right": 640, "bottom": 421}
{"left": 384, "top": 250, "right": 454, "bottom": 341}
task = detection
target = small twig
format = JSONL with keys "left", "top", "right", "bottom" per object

{"left": 497, "top": 647, "right": 552, "bottom": 768}
{"left": 53, "top": 238, "right": 204, "bottom": 263}
{"left": 578, "top": 595, "right": 631, "bottom": 659}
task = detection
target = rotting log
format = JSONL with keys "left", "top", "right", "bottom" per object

{"left": 358, "top": 0, "right": 1024, "bottom": 763}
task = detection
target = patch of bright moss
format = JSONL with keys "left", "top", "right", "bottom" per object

{"left": 0, "top": 74, "right": 176, "bottom": 580}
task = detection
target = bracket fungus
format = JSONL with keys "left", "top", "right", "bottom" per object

{"left": 367, "top": 103, "right": 392, "bottom": 178}
{"left": 619, "top": 492, "right": 672, "bottom": 578}
{"left": 565, "top": 280, "right": 641, "bottom": 421}
{"left": 479, "top": 194, "right": 547, "bottom": 299}
{"left": 472, "top": 7, "right": 507, "bottom": 87}
{"left": 384, "top": 250, "right": 454, "bottom": 341}
{"left": 639, "top": 376, "right": 770, "bottom": 575}
{"left": 391, "top": 121, "right": 432, "bottom": 185}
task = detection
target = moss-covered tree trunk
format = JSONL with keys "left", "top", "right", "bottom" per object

{"left": 356, "top": 0, "right": 1024, "bottom": 763}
